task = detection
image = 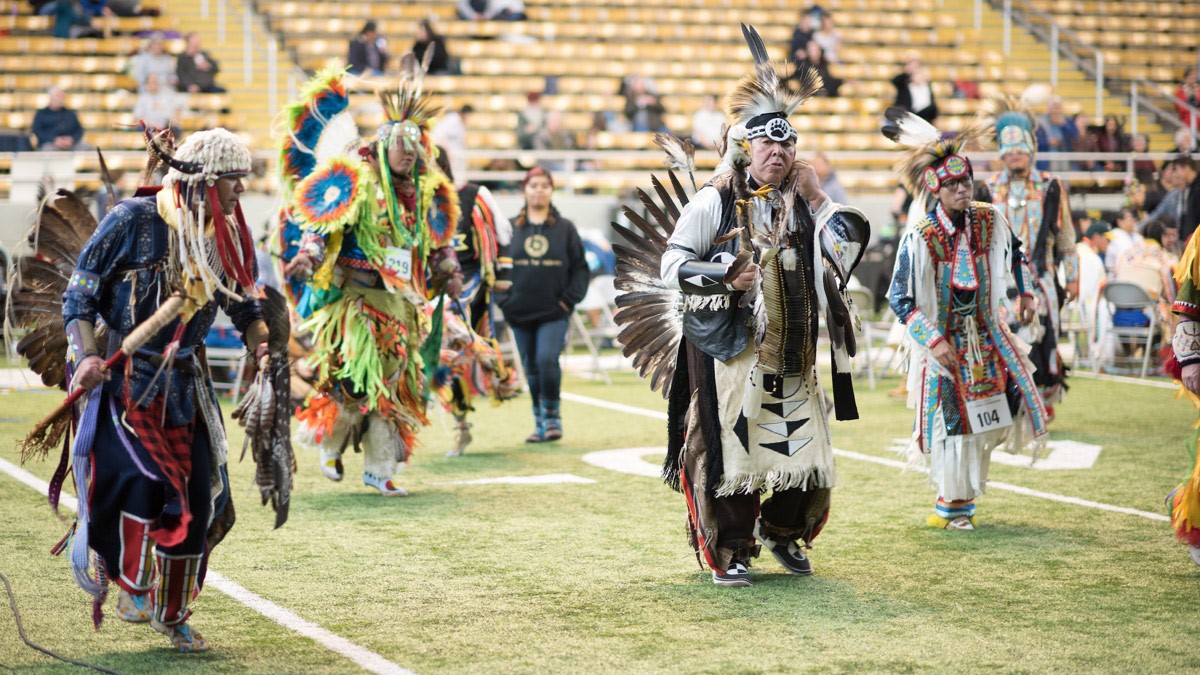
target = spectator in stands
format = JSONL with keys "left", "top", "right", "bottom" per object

{"left": 690, "top": 94, "right": 725, "bottom": 151}
{"left": 812, "top": 12, "right": 840, "bottom": 64}
{"left": 1131, "top": 133, "right": 1157, "bottom": 186}
{"left": 412, "top": 20, "right": 451, "bottom": 76}
{"left": 811, "top": 152, "right": 849, "bottom": 205}
{"left": 533, "top": 110, "right": 576, "bottom": 173}
{"left": 517, "top": 91, "right": 547, "bottom": 150}
{"left": 891, "top": 55, "right": 937, "bottom": 123}
{"left": 1113, "top": 219, "right": 1177, "bottom": 315}
{"left": 623, "top": 75, "right": 667, "bottom": 133}
{"left": 176, "top": 32, "right": 224, "bottom": 94}
{"left": 1174, "top": 127, "right": 1197, "bottom": 155}
{"left": 131, "top": 32, "right": 177, "bottom": 92}
{"left": 1036, "top": 96, "right": 1078, "bottom": 173}
{"left": 31, "top": 85, "right": 85, "bottom": 151}
{"left": 798, "top": 41, "right": 841, "bottom": 98}
{"left": 1106, "top": 207, "right": 1143, "bottom": 277}
{"left": 432, "top": 104, "right": 471, "bottom": 190}
{"left": 788, "top": 10, "right": 816, "bottom": 63}
{"left": 457, "top": 0, "right": 526, "bottom": 21}
{"left": 347, "top": 21, "right": 388, "bottom": 77}
{"left": 133, "top": 73, "right": 183, "bottom": 135}
{"left": 1177, "top": 67, "right": 1199, "bottom": 132}
{"left": 47, "top": 0, "right": 101, "bottom": 38}
{"left": 1141, "top": 157, "right": 1186, "bottom": 229}
{"left": 1099, "top": 115, "right": 1131, "bottom": 168}
{"left": 1181, "top": 156, "right": 1200, "bottom": 243}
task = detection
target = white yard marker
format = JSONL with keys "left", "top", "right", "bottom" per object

{"left": 889, "top": 437, "right": 1103, "bottom": 470}
{"left": 0, "top": 457, "right": 414, "bottom": 675}
{"left": 564, "top": 392, "right": 1168, "bottom": 524}
{"left": 581, "top": 448, "right": 663, "bottom": 477}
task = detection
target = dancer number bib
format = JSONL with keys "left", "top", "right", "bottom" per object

{"left": 964, "top": 394, "right": 1012, "bottom": 432}
{"left": 383, "top": 247, "right": 413, "bottom": 281}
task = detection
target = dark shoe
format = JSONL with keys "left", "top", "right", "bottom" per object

{"left": 525, "top": 403, "right": 546, "bottom": 443}
{"left": 542, "top": 399, "right": 562, "bottom": 441}
{"left": 711, "top": 560, "right": 752, "bottom": 587}
{"left": 754, "top": 520, "right": 813, "bottom": 576}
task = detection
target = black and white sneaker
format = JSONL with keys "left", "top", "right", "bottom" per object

{"left": 754, "top": 520, "right": 813, "bottom": 576}
{"left": 711, "top": 561, "right": 752, "bottom": 587}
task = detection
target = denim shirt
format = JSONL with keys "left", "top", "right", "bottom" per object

{"left": 62, "top": 195, "right": 262, "bottom": 426}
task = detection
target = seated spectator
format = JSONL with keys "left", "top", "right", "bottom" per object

{"left": 1174, "top": 127, "right": 1197, "bottom": 155}
{"left": 1177, "top": 67, "right": 1199, "bottom": 132}
{"left": 412, "top": 20, "right": 451, "bottom": 75}
{"left": 131, "top": 32, "right": 177, "bottom": 92}
{"left": 1181, "top": 156, "right": 1200, "bottom": 242}
{"left": 811, "top": 152, "right": 849, "bottom": 205}
{"left": 1140, "top": 157, "right": 1185, "bottom": 230}
{"left": 891, "top": 55, "right": 937, "bottom": 123}
{"left": 797, "top": 41, "right": 841, "bottom": 97}
{"left": 1113, "top": 220, "right": 1177, "bottom": 319}
{"left": 47, "top": 0, "right": 101, "bottom": 38}
{"left": 623, "top": 76, "right": 667, "bottom": 133}
{"left": 347, "top": 21, "right": 389, "bottom": 77}
{"left": 1036, "top": 95, "right": 1078, "bottom": 172}
{"left": 534, "top": 109, "right": 575, "bottom": 151}
{"left": 1131, "top": 133, "right": 1157, "bottom": 186}
{"left": 456, "top": 0, "right": 525, "bottom": 21}
{"left": 31, "top": 85, "right": 85, "bottom": 151}
{"left": 133, "top": 73, "right": 184, "bottom": 135}
{"left": 1097, "top": 115, "right": 1131, "bottom": 171}
{"left": 812, "top": 12, "right": 840, "bottom": 64}
{"left": 690, "top": 94, "right": 725, "bottom": 151}
{"left": 176, "top": 32, "right": 224, "bottom": 93}
{"left": 788, "top": 10, "right": 816, "bottom": 63}
{"left": 1106, "top": 207, "right": 1143, "bottom": 277}
{"left": 517, "top": 92, "right": 547, "bottom": 150}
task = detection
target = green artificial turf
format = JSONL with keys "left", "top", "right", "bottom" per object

{"left": 0, "top": 372, "right": 1197, "bottom": 673}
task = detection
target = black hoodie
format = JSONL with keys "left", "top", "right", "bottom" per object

{"left": 497, "top": 206, "right": 590, "bottom": 326}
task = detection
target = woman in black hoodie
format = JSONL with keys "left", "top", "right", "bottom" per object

{"left": 497, "top": 167, "right": 590, "bottom": 442}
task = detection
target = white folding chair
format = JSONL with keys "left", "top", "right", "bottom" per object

{"left": 205, "top": 346, "right": 247, "bottom": 405}
{"left": 1096, "top": 281, "right": 1159, "bottom": 377}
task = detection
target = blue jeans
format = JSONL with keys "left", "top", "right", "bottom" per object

{"left": 511, "top": 318, "right": 569, "bottom": 403}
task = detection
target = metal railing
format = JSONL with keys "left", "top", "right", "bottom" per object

{"left": 997, "top": 0, "right": 1106, "bottom": 119}
{"left": 0, "top": 149, "right": 1178, "bottom": 198}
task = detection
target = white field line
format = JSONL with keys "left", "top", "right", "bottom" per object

{"left": 0, "top": 457, "right": 413, "bottom": 675}
{"left": 562, "top": 392, "right": 1171, "bottom": 523}
{"left": 1070, "top": 370, "right": 1178, "bottom": 389}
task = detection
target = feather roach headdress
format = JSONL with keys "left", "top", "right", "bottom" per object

{"left": 984, "top": 95, "right": 1038, "bottom": 157}
{"left": 719, "top": 23, "right": 823, "bottom": 171}
{"left": 881, "top": 107, "right": 991, "bottom": 195}
{"left": 376, "top": 49, "right": 442, "bottom": 167}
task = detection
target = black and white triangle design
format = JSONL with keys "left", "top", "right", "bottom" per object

{"left": 684, "top": 274, "right": 719, "bottom": 288}
{"left": 762, "top": 399, "right": 806, "bottom": 419}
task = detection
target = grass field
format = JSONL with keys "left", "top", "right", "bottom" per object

{"left": 1, "top": 371, "right": 1198, "bottom": 673}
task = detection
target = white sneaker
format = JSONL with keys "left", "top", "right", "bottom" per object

{"left": 1190, "top": 545, "right": 1200, "bottom": 567}
{"left": 711, "top": 561, "right": 752, "bottom": 587}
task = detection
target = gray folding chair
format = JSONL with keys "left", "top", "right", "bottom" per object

{"left": 1097, "top": 281, "right": 1159, "bottom": 377}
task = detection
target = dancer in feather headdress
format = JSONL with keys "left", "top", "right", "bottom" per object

{"left": 622, "top": 24, "right": 871, "bottom": 586}
{"left": 882, "top": 108, "right": 1048, "bottom": 531}
{"left": 983, "top": 97, "right": 1078, "bottom": 418}
{"left": 8, "top": 128, "right": 278, "bottom": 652}
{"left": 432, "top": 146, "right": 521, "bottom": 457}
{"left": 281, "top": 58, "right": 460, "bottom": 496}
{"left": 1166, "top": 216, "right": 1200, "bottom": 566}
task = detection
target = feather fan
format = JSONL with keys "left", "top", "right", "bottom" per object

{"left": 5, "top": 189, "right": 99, "bottom": 390}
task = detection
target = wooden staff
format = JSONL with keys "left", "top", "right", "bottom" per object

{"left": 19, "top": 295, "right": 186, "bottom": 462}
